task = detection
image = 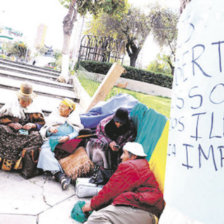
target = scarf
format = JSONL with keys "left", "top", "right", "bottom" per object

{"left": 0, "top": 96, "right": 43, "bottom": 120}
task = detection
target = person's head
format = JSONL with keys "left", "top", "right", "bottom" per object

{"left": 113, "top": 107, "right": 129, "bottom": 128}
{"left": 59, "top": 98, "right": 76, "bottom": 117}
{"left": 121, "top": 142, "right": 146, "bottom": 162}
{"left": 17, "top": 82, "right": 35, "bottom": 108}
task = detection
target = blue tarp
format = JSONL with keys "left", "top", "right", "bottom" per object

{"left": 80, "top": 93, "right": 139, "bottom": 129}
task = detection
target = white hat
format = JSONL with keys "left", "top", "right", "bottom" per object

{"left": 123, "top": 142, "right": 147, "bottom": 157}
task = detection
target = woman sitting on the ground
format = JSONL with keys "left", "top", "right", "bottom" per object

{"left": 37, "top": 98, "right": 83, "bottom": 190}
{"left": 86, "top": 107, "right": 136, "bottom": 170}
{"left": 0, "top": 82, "right": 45, "bottom": 172}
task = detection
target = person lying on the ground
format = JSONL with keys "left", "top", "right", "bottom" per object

{"left": 86, "top": 107, "right": 136, "bottom": 170}
{"left": 82, "top": 142, "right": 165, "bottom": 224}
{"left": 37, "top": 98, "right": 83, "bottom": 190}
{"left": 0, "top": 82, "right": 45, "bottom": 172}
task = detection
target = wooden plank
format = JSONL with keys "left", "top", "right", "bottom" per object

{"left": 86, "top": 63, "right": 125, "bottom": 112}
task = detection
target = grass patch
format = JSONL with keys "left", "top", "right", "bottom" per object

{"left": 78, "top": 75, "right": 171, "bottom": 118}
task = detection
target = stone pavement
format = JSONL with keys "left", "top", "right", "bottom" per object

{"left": 0, "top": 170, "right": 89, "bottom": 224}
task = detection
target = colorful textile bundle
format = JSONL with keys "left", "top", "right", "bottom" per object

{"left": 71, "top": 200, "right": 92, "bottom": 223}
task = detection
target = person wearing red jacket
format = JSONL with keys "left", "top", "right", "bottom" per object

{"left": 82, "top": 142, "right": 165, "bottom": 224}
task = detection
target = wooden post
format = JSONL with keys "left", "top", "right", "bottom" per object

{"left": 86, "top": 63, "right": 125, "bottom": 112}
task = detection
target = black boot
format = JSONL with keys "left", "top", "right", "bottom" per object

{"left": 55, "top": 172, "right": 71, "bottom": 190}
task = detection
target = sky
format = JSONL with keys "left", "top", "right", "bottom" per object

{"left": 0, "top": 0, "right": 180, "bottom": 66}
{"left": 0, "top": 0, "right": 67, "bottom": 49}
{"left": 129, "top": 0, "right": 180, "bottom": 10}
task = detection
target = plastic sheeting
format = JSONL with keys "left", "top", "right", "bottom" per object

{"left": 80, "top": 93, "right": 139, "bottom": 129}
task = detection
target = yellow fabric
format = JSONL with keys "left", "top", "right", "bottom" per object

{"left": 149, "top": 121, "right": 169, "bottom": 193}
{"left": 61, "top": 98, "right": 76, "bottom": 111}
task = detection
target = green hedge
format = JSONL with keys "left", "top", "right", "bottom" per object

{"left": 77, "top": 60, "right": 173, "bottom": 89}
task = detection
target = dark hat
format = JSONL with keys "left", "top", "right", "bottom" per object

{"left": 113, "top": 107, "right": 129, "bottom": 124}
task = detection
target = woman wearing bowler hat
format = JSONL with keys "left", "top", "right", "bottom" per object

{"left": 0, "top": 82, "right": 45, "bottom": 174}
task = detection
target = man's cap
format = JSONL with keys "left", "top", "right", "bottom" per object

{"left": 123, "top": 142, "right": 147, "bottom": 157}
{"left": 113, "top": 107, "right": 129, "bottom": 124}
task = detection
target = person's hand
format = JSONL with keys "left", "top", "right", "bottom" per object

{"left": 109, "top": 141, "right": 119, "bottom": 151}
{"left": 23, "top": 123, "right": 36, "bottom": 130}
{"left": 8, "top": 122, "right": 22, "bottom": 130}
{"left": 49, "top": 127, "right": 58, "bottom": 133}
{"left": 82, "top": 202, "right": 92, "bottom": 213}
{"left": 59, "top": 136, "right": 69, "bottom": 143}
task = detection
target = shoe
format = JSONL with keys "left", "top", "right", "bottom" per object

{"left": 55, "top": 172, "right": 71, "bottom": 190}
{"left": 43, "top": 171, "right": 54, "bottom": 180}
{"left": 61, "top": 176, "right": 71, "bottom": 190}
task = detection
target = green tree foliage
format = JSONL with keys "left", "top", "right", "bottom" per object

{"left": 58, "top": 0, "right": 128, "bottom": 37}
{"left": 57, "top": 0, "right": 128, "bottom": 82}
{"left": 147, "top": 54, "right": 172, "bottom": 75}
{"left": 59, "top": 0, "right": 128, "bottom": 16}
{"left": 7, "top": 42, "right": 28, "bottom": 59}
{"left": 54, "top": 50, "right": 62, "bottom": 60}
{"left": 149, "top": 6, "right": 178, "bottom": 75}
{"left": 38, "top": 46, "right": 48, "bottom": 55}
{"left": 77, "top": 0, "right": 128, "bottom": 17}
{"left": 86, "top": 7, "right": 151, "bottom": 67}
{"left": 54, "top": 50, "right": 62, "bottom": 70}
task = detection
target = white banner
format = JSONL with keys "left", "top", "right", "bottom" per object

{"left": 161, "top": 0, "right": 224, "bottom": 223}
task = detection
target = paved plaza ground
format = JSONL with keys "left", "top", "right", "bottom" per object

{"left": 0, "top": 170, "right": 88, "bottom": 224}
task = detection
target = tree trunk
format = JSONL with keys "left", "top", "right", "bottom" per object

{"left": 166, "top": 55, "right": 175, "bottom": 76}
{"left": 130, "top": 55, "right": 138, "bottom": 67}
{"left": 126, "top": 40, "right": 140, "bottom": 67}
{"left": 58, "top": 0, "right": 77, "bottom": 83}
{"left": 170, "top": 63, "right": 175, "bottom": 76}
{"left": 60, "top": 34, "right": 70, "bottom": 82}
{"left": 180, "top": 0, "right": 192, "bottom": 14}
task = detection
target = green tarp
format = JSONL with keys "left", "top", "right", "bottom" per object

{"left": 130, "top": 103, "right": 167, "bottom": 161}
